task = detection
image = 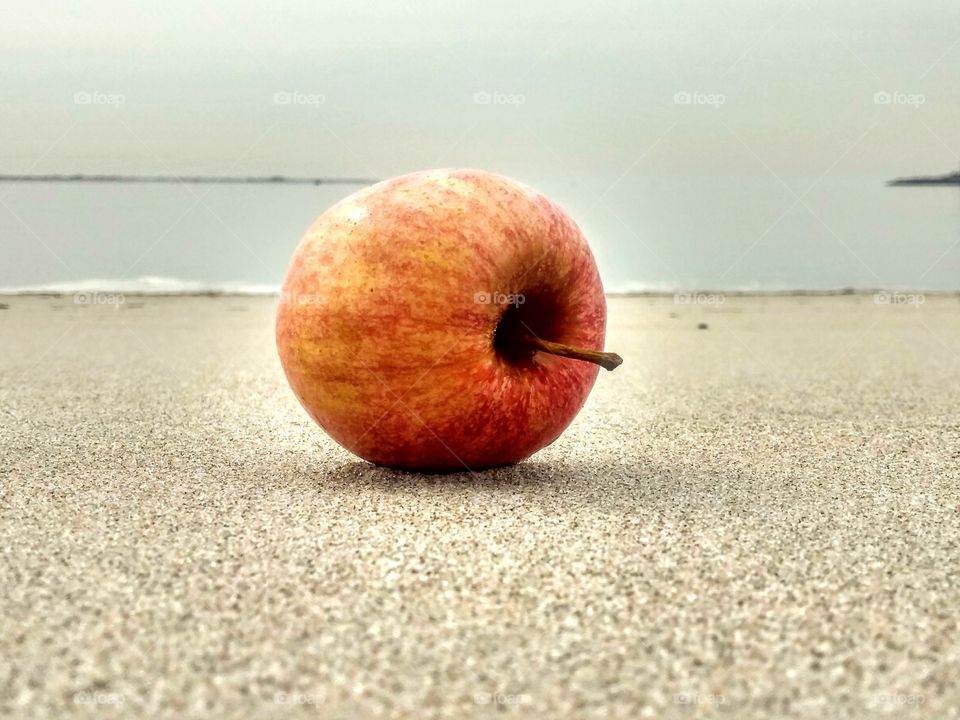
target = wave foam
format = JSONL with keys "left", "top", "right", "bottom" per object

{"left": 0, "top": 276, "right": 280, "bottom": 295}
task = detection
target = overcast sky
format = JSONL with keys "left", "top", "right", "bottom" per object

{"left": 2, "top": 0, "right": 959, "bottom": 290}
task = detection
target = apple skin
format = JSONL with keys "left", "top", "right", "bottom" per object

{"left": 276, "top": 169, "right": 607, "bottom": 471}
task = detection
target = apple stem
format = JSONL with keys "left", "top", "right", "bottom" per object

{"left": 521, "top": 335, "right": 623, "bottom": 371}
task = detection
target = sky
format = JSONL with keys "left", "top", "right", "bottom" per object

{"left": 2, "top": 0, "right": 960, "bottom": 291}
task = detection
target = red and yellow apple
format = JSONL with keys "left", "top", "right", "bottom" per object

{"left": 276, "top": 169, "right": 620, "bottom": 471}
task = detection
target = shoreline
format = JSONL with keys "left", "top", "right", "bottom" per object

{"left": 2, "top": 288, "right": 958, "bottom": 298}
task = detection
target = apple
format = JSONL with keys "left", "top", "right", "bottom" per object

{"left": 276, "top": 169, "right": 621, "bottom": 471}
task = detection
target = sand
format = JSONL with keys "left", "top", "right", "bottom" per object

{"left": 1, "top": 294, "right": 959, "bottom": 719}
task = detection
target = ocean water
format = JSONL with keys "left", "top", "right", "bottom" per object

{"left": 2, "top": 176, "right": 958, "bottom": 293}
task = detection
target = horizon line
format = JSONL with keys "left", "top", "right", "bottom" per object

{"left": 0, "top": 174, "right": 378, "bottom": 186}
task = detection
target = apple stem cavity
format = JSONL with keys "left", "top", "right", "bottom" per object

{"left": 521, "top": 334, "right": 623, "bottom": 371}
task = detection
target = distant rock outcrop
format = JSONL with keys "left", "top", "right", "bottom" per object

{"left": 888, "top": 170, "right": 960, "bottom": 186}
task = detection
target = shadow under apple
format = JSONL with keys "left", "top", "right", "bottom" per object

{"left": 295, "top": 456, "right": 741, "bottom": 518}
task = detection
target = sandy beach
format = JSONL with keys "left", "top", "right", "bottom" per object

{"left": 1, "top": 294, "right": 959, "bottom": 719}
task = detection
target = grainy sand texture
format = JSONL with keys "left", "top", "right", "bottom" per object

{"left": 2, "top": 294, "right": 959, "bottom": 719}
